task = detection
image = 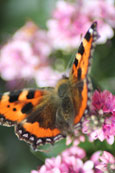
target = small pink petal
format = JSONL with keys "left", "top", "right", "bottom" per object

{"left": 31, "top": 171, "right": 38, "bottom": 173}
{"left": 52, "top": 168, "right": 61, "bottom": 173}
{"left": 39, "top": 165, "right": 47, "bottom": 173}
{"left": 45, "top": 158, "right": 54, "bottom": 168}
{"left": 83, "top": 160, "right": 94, "bottom": 170}
{"left": 106, "top": 135, "right": 114, "bottom": 145}
{"left": 96, "top": 164, "right": 107, "bottom": 171}
{"left": 100, "top": 151, "right": 115, "bottom": 164}
{"left": 91, "top": 151, "right": 102, "bottom": 163}
{"left": 55, "top": 156, "right": 62, "bottom": 167}
{"left": 66, "top": 136, "right": 73, "bottom": 145}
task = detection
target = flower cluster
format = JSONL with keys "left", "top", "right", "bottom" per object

{"left": 0, "top": 0, "right": 115, "bottom": 86}
{"left": 82, "top": 90, "right": 115, "bottom": 144}
{"left": 47, "top": 0, "right": 115, "bottom": 50}
{"left": 91, "top": 151, "right": 115, "bottom": 173}
{"left": 31, "top": 145, "right": 94, "bottom": 173}
{"left": 31, "top": 146, "right": 115, "bottom": 173}
{"left": 0, "top": 21, "right": 61, "bottom": 87}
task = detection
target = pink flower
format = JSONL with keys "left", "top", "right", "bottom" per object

{"left": 62, "top": 146, "right": 86, "bottom": 160}
{"left": 91, "top": 90, "right": 115, "bottom": 114}
{"left": 66, "top": 131, "right": 85, "bottom": 146}
{"left": 0, "top": 40, "right": 38, "bottom": 80}
{"left": 82, "top": 90, "right": 115, "bottom": 144}
{"left": 84, "top": 0, "right": 115, "bottom": 43}
{"left": 14, "top": 21, "right": 38, "bottom": 41}
{"left": 91, "top": 151, "right": 103, "bottom": 173}
{"left": 47, "top": 0, "right": 90, "bottom": 50}
{"left": 34, "top": 67, "right": 62, "bottom": 87}
{"left": 47, "top": 0, "right": 115, "bottom": 50}
{"left": 102, "top": 116, "right": 115, "bottom": 144}
{"left": 13, "top": 21, "right": 52, "bottom": 58}
{"left": 0, "top": 21, "right": 62, "bottom": 87}
{"left": 96, "top": 151, "right": 115, "bottom": 172}
{"left": 31, "top": 145, "right": 94, "bottom": 173}
{"left": 84, "top": 0, "right": 115, "bottom": 27}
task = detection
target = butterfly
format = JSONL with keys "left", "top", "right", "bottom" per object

{"left": 0, "top": 22, "right": 98, "bottom": 150}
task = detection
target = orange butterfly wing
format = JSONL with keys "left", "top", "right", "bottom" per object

{"left": 15, "top": 89, "right": 63, "bottom": 149}
{"left": 15, "top": 122, "right": 62, "bottom": 149}
{"left": 0, "top": 89, "right": 44, "bottom": 126}
{"left": 0, "top": 88, "right": 62, "bottom": 148}
{"left": 73, "top": 80, "right": 88, "bottom": 125}
{"left": 71, "top": 22, "right": 98, "bottom": 80}
{"left": 71, "top": 22, "right": 98, "bottom": 125}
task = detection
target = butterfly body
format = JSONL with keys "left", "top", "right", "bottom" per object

{"left": 0, "top": 22, "right": 98, "bottom": 149}
{"left": 55, "top": 78, "right": 77, "bottom": 136}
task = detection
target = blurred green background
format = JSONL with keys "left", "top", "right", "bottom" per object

{"left": 0, "top": 0, "right": 115, "bottom": 173}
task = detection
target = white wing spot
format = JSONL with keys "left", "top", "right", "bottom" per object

{"left": 89, "top": 28, "right": 93, "bottom": 34}
{"left": 29, "top": 136, "right": 35, "bottom": 141}
{"left": 46, "top": 138, "right": 52, "bottom": 142}
{"left": 4, "top": 92, "right": 10, "bottom": 95}
{"left": 54, "top": 135, "right": 62, "bottom": 141}
{"left": 18, "top": 130, "right": 22, "bottom": 134}
{"left": 23, "top": 133, "right": 29, "bottom": 138}
{"left": 36, "top": 139, "right": 42, "bottom": 144}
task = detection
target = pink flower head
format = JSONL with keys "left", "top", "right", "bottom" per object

{"left": 0, "top": 21, "right": 62, "bottom": 87}
{"left": 91, "top": 90, "right": 115, "bottom": 114}
{"left": 83, "top": 0, "right": 115, "bottom": 43}
{"left": 31, "top": 145, "right": 94, "bottom": 173}
{"left": 14, "top": 21, "right": 38, "bottom": 41}
{"left": 96, "top": 151, "right": 115, "bottom": 172}
{"left": 0, "top": 40, "right": 38, "bottom": 80}
{"left": 91, "top": 151, "right": 103, "bottom": 173}
{"left": 66, "top": 130, "right": 85, "bottom": 146}
{"left": 47, "top": 0, "right": 90, "bottom": 50}
{"left": 82, "top": 117, "right": 115, "bottom": 144}
{"left": 13, "top": 21, "right": 52, "bottom": 62}
{"left": 84, "top": 0, "right": 115, "bottom": 27}
{"left": 62, "top": 145, "right": 86, "bottom": 160}
{"left": 47, "top": 0, "right": 115, "bottom": 50}
{"left": 34, "top": 67, "right": 62, "bottom": 87}
{"left": 82, "top": 90, "right": 115, "bottom": 144}
{"left": 102, "top": 116, "right": 115, "bottom": 144}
